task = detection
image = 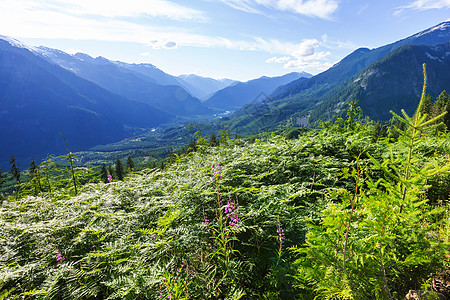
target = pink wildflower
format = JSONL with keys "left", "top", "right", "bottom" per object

{"left": 56, "top": 253, "right": 65, "bottom": 262}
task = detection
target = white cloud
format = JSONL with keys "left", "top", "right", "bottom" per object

{"left": 394, "top": 0, "right": 450, "bottom": 14}
{"left": 0, "top": 0, "right": 335, "bottom": 72}
{"left": 264, "top": 38, "right": 332, "bottom": 72}
{"left": 218, "top": 0, "right": 340, "bottom": 19}
{"left": 266, "top": 56, "right": 290, "bottom": 63}
{"left": 0, "top": 0, "right": 205, "bottom": 21}
{"left": 293, "top": 39, "right": 319, "bottom": 57}
{"left": 284, "top": 50, "right": 332, "bottom": 71}
{"left": 217, "top": 0, "right": 263, "bottom": 13}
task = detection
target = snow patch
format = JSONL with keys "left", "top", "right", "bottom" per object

{"left": 413, "top": 22, "right": 450, "bottom": 37}
{"left": 425, "top": 52, "right": 443, "bottom": 62}
{"left": 0, "top": 35, "right": 39, "bottom": 53}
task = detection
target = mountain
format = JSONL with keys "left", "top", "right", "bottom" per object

{"left": 310, "top": 42, "right": 450, "bottom": 121}
{"left": 203, "top": 72, "right": 311, "bottom": 111}
{"left": 0, "top": 37, "right": 171, "bottom": 167}
{"left": 177, "top": 74, "right": 237, "bottom": 100}
{"left": 114, "top": 62, "right": 182, "bottom": 86}
{"left": 273, "top": 22, "right": 450, "bottom": 103}
{"left": 35, "top": 47, "right": 211, "bottom": 116}
{"left": 232, "top": 21, "right": 450, "bottom": 129}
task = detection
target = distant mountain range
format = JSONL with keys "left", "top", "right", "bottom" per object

{"left": 204, "top": 72, "right": 312, "bottom": 111}
{"left": 177, "top": 74, "right": 236, "bottom": 100}
{"left": 0, "top": 36, "right": 306, "bottom": 167}
{"left": 34, "top": 48, "right": 210, "bottom": 117}
{"left": 232, "top": 21, "right": 450, "bottom": 131}
{"left": 0, "top": 38, "right": 171, "bottom": 166}
{"left": 3, "top": 21, "right": 450, "bottom": 167}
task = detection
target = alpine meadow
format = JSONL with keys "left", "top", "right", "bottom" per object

{"left": 1, "top": 3, "right": 450, "bottom": 300}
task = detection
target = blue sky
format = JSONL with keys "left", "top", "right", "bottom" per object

{"left": 1, "top": 0, "right": 450, "bottom": 81}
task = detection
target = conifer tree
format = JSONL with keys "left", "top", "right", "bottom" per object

{"left": 419, "top": 94, "right": 433, "bottom": 117}
{"left": 126, "top": 156, "right": 135, "bottom": 172}
{"left": 0, "top": 168, "right": 5, "bottom": 203}
{"left": 100, "top": 165, "right": 108, "bottom": 183}
{"left": 209, "top": 133, "right": 219, "bottom": 147}
{"left": 0, "top": 168, "right": 5, "bottom": 187}
{"left": 29, "top": 159, "right": 42, "bottom": 195}
{"left": 108, "top": 165, "right": 115, "bottom": 180}
{"left": 187, "top": 139, "right": 197, "bottom": 153}
{"left": 115, "top": 158, "right": 124, "bottom": 181}
{"left": 436, "top": 90, "right": 449, "bottom": 128}
{"left": 9, "top": 153, "right": 20, "bottom": 185}
{"left": 168, "top": 148, "right": 175, "bottom": 165}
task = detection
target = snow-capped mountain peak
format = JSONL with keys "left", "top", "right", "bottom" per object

{"left": 412, "top": 21, "right": 450, "bottom": 38}
{"left": 0, "top": 35, "right": 39, "bottom": 53}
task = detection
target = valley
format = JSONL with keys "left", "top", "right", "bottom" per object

{"left": 1, "top": 18, "right": 450, "bottom": 300}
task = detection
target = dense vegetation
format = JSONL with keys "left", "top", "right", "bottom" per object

{"left": 1, "top": 67, "right": 450, "bottom": 299}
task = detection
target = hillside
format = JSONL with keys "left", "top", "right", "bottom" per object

{"left": 36, "top": 48, "right": 211, "bottom": 117}
{"left": 1, "top": 95, "right": 449, "bottom": 298}
{"left": 309, "top": 42, "right": 450, "bottom": 121}
{"left": 232, "top": 22, "right": 450, "bottom": 129}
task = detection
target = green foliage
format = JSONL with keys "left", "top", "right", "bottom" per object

{"left": 115, "top": 158, "right": 125, "bottom": 181}
{"left": 1, "top": 68, "right": 449, "bottom": 299}
{"left": 293, "top": 64, "right": 450, "bottom": 299}
{"left": 209, "top": 133, "right": 219, "bottom": 147}
{"left": 9, "top": 153, "right": 20, "bottom": 185}
{"left": 100, "top": 165, "right": 108, "bottom": 183}
{"left": 126, "top": 156, "right": 135, "bottom": 173}
{"left": 0, "top": 169, "right": 5, "bottom": 203}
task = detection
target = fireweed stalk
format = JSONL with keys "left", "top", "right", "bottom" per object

{"left": 276, "top": 217, "right": 285, "bottom": 257}
{"left": 203, "top": 163, "right": 241, "bottom": 295}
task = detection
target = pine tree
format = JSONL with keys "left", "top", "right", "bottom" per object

{"left": 437, "top": 90, "right": 449, "bottom": 129}
{"left": 419, "top": 94, "right": 433, "bottom": 117}
{"left": 209, "top": 134, "right": 219, "bottom": 147}
{"left": 9, "top": 153, "right": 20, "bottom": 185}
{"left": 0, "top": 168, "right": 5, "bottom": 204}
{"left": 29, "top": 159, "right": 42, "bottom": 195}
{"left": 108, "top": 165, "right": 115, "bottom": 180}
{"left": 115, "top": 158, "right": 124, "bottom": 181}
{"left": 168, "top": 148, "right": 175, "bottom": 165}
{"left": 126, "top": 156, "right": 135, "bottom": 172}
{"left": 100, "top": 165, "right": 108, "bottom": 183}
{"left": 0, "top": 168, "right": 5, "bottom": 187}
{"left": 429, "top": 91, "right": 449, "bottom": 132}
{"left": 187, "top": 139, "right": 197, "bottom": 153}
{"left": 372, "top": 121, "right": 384, "bottom": 142}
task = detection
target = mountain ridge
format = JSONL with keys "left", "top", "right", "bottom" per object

{"left": 0, "top": 38, "right": 171, "bottom": 167}
{"left": 204, "top": 72, "right": 311, "bottom": 111}
{"left": 231, "top": 21, "right": 450, "bottom": 130}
